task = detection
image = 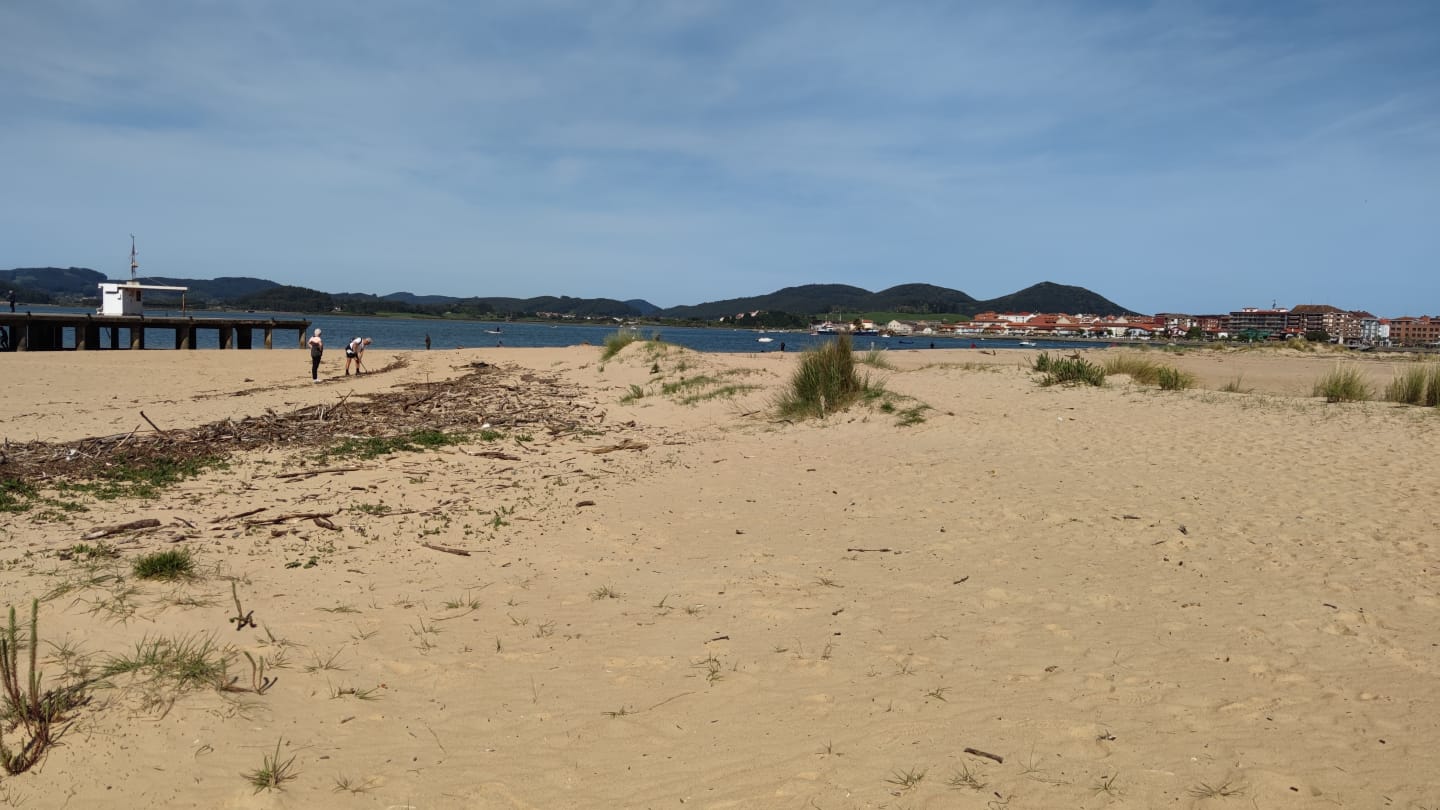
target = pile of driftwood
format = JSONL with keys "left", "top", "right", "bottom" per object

{"left": 0, "top": 361, "right": 616, "bottom": 485}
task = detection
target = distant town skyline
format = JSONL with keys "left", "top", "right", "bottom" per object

{"left": 3, "top": 2, "right": 1437, "bottom": 316}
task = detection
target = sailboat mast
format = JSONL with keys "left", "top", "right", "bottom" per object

{"left": 129, "top": 235, "right": 139, "bottom": 282}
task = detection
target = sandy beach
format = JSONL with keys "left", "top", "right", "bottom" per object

{"left": 1, "top": 342, "right": 1438, "bottom": 809}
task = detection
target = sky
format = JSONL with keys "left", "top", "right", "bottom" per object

{"left": 2, "top": 1, "right": 1437, "bottom": 315}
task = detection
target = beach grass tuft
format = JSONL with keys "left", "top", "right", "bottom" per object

{"left": 775, "top": 334, "right": 876, "bottom": 419}
{"left": 1385, "top": 364, "right": 1440, "bottom": 407}
{"left": 243, "top": 739, "right": 299, "bottom": 793}
{"left": 132, "top": 548, "right": 196, "bottom": 582}
{"left": 1034, "top": 352, "right": 1106, "bottom": 387}
{"left": 1103, "top": 354, "right": 1163, "bottom": 383}
{"left": 2, "top": 600, "right": 88, "bottom": 775}
{"left": 1312, "top": 365, "right": 1371, "bottom": 403}
{"left": 600, "top": 328, "right": 643, "bottom": 361}
{"left": 1155, "top": 366, "right": 1196, "bottom": 390}
{"left": 1103, "top": 354, "right": 1194, "bottom": 390}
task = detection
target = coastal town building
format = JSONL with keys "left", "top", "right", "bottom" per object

{"left": 1227, "top": 307, "right": 1299, "bottom": 339}
{"left": 1386, "top": 316, "right": 1440, "bottom": 346}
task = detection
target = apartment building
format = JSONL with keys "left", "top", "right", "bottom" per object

{"left": 1387, "top": 316, "right": 1440, "bottom": 346}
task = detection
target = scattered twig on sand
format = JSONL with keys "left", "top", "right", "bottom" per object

{"left": 963, "top": 747, "right": 1004, "bottom": 764}
{"left": 421, "top": 542, "right": 472, "bottom": 557}
{"left": 587, "top": 438, "right": 649, "bottom": 454}
{"left": 461, "top": 449, "right": 521, "bottom": 460}
{"left": 81, "top": 518, "right": 161, "bottom": 540}
{"left": 273, "top": 466, "right": 367, "bottom": 480}
{"left": 845, "top": 547, "right": 895, "bottom": 553}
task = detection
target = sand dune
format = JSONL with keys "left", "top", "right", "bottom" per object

{"left": 1, "top": 343, "right": 1437, "bottom": 808}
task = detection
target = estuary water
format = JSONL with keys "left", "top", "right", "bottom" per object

{"left": 11, "top": 306, "right": 1090, "bottom": 353}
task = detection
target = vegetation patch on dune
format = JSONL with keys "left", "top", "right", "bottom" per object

{"left": 1033, "top": 352, "right": 1106, "bottom": 387}
{"left": 775, "top": 334, "right": 888, "bottom": 420}
{"left": 324, "top": 429, "right": 469, "bottom": 461}
{"left": 1101, "top": 354, "right": 1196, "bottom": 391}
{"left": 1313, "top": 365, "right": 1371, "bottom": 403}
{"left": 1385, "top": 363, "right": 1440, "bottom": 407}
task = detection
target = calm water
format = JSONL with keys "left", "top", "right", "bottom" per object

{"left": 9, "top": 306, "right": 1093, "bottom": 353}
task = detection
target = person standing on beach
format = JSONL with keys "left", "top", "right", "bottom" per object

{"left": 307, "top": 329, "right": 324, "bottom": 382}
{"left": 424, "top": 333, "right": 431, "bottom": 350}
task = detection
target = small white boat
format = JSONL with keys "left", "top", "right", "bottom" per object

{"left": 1018, "top": 340, "right": 1037, "bottom": 347}
{"left": 757, "top": 337, "right": 774, "bottom": 343}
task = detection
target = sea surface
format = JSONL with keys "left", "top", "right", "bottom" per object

{"left": 10, "top": 306, "right": 1093, "bottom": 353}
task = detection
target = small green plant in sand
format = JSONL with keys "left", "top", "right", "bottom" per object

{"left": 2, "top": 600, "right": 88, "bottom": 775}
{"left": 58, "top": 455, "right": 225, "bottom": 501}
{"left": 590, "top": 585, "right": 621, "bottom": 601}
{"left": 103, "top": 633, "right": 232, "bottom": 693}
{"left": 324, "top": 429, "right": 468, "bottom": 461}
{"left": 0, "top": 479, "right": 38, "bottom": 514}
{"left": 1313, "top": 365, "right": 1370, "bottom": 403}
{"left": 1385, "top": 364, "right": 1440, "bottom": 407}
{"left": 620, "top": 384, "right": 647, "bottom": 403}
{"left": 946, "top": 762, "right": 987, "bottom": 791}
{"left": 243, "top": 739, "right": 299, "bottom": 793}
{"left": 775, "top": 334, "right": 878, "bottom": 419}
{"left": 132, "top": 548, "right": 196, "bottom": 582}
{"left": 1033, "top": 352, "right": 1105, "bottom": 387}
{"left": 885, "top": 767, "right": 927, "bottom": 790}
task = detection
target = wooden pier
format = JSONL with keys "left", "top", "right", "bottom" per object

{"left": 0, "top": 312, "right": 311, "bottom": 351}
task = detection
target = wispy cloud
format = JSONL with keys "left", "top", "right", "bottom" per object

{"left": 2, "top": 0, "right": 1436, "bottom": 312}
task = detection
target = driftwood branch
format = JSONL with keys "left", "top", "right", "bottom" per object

{"left": 139, "top": 411, "right": 168, "bottom": 436}
{"left": 82, "top": 518, "right": 161, "bottom": 540}
{"left": 244, "top": 511, "right": 337, "bottom": 526}
{"left": 212, "top": 507, "right": 267, "bottom": 524}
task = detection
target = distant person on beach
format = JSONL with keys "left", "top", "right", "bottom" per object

{"left": 307, "top": 329, "right": 324, "bottom": 382}
{"left": 345, "top": 337, "right": 361, "bottom": 374}
{"left": 779, "top": 342, "right": 786, "bottom": 352}
{"left": 424, "top": 333, "right": 431, "bottom": 350}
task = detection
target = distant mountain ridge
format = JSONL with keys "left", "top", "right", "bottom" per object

{"left": 1, "top": 267, "right": 1138, "bottom": 318}
{"left": 659, "top": 281, "right": 1134, "bottom": 319}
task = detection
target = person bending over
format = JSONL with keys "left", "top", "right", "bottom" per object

{"left": 345, "top": 337, "right": 373, "bottom": 375}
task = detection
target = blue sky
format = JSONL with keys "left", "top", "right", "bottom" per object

{"left": 3, "top": 1, "right": 1437, "bottom": 315}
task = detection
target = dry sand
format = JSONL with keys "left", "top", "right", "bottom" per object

{"left": 1, "top": 342, "right": 1438, "bottom": 809}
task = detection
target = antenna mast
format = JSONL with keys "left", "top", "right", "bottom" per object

{"left": 130, "top": 235, "right": 139, "bottom": 282}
